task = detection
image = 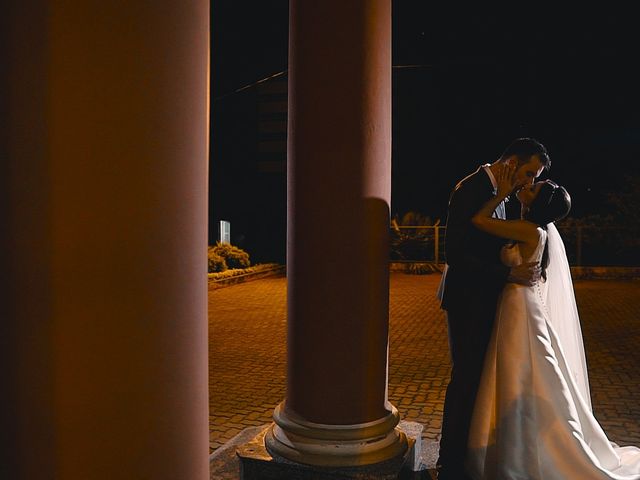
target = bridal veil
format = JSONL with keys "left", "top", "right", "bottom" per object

{"left": 542, "top": 222, "right": 592, "bottom": 412}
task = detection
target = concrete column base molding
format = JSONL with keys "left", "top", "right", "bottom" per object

{"left": 264, "top": 402, "right": 409, "bottom": 467}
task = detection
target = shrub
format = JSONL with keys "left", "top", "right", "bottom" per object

{"left": 390, "top": 211, "right": 435, "bottom": 261}
{"left": 207, "top": 248, "right": 228, "bottom": 273}
{"left": 212, "top": 242, "right": 250, "bottom": 269}
{"left": 407, "top": 263, "right": 438, "bottom": 275}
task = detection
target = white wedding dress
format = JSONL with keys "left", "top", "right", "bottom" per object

{"left": 467, "top": 224, "right": 640, "bottom": 479}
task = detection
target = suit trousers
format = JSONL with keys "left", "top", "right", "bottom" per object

{"left": 438, "top": 298, "right": 498, "bottom": 476}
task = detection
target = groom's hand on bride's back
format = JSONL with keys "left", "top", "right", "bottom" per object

{"left": 508, "top": 262, "right": 542, "bottom": 286}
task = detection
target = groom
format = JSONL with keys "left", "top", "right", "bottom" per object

{"left": 436, "top": 138, "right": 551, "bottom": 480}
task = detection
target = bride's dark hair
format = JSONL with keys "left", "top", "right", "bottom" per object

{"left": 524, "top": 181, "right": 572, "bottom": 280}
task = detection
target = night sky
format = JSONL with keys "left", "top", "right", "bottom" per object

{"left": 211, "top": 3, "right": 640, "bottom": 256}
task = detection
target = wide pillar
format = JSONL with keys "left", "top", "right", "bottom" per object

{"left": 265, "top": 0, "right": 408, "bottom": 467}
{"left": 2, "top": 1, "right": 210, "bottom": 479}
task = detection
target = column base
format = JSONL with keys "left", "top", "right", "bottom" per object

{"left": 238, "top": 425, "right": 424, "bottom": 480}
{"left": 263, "top": 402, "right": 408, "bottom": 468}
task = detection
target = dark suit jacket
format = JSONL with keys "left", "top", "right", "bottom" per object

{"left": 440, "top": 167, "right": 510, "bottom": 312}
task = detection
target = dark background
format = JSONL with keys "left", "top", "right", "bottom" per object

{"left": 210, "top": 3, "right": 640, "bottom": 263}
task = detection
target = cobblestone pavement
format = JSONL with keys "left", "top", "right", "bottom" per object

{"left": 209, "top": 274, "right": 640, "bottom": 452}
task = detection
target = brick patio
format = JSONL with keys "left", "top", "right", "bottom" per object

{"left": 209, "top": 274, "right": 640, "bottom": 453}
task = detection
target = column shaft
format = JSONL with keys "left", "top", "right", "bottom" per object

{"left": 265, "top": 0, "right": 407, "bottom": 467}
{"left": 2, "top": 1, "right": 210, "bottom": 478}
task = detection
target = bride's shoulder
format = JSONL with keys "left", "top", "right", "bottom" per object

{"left": 516, "top": 220, "right": 545, "bottom": 243}
{"left": 534, "top": 226, "right": 548, "bottom": 250}
{"left": 536, "top": 226, "right": 548, "bottom": 240}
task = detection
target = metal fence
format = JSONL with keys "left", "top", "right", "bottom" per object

{"left": 391, "top": 225, "right": 640, "bottom": 266}
{"left": 390, "top": 226, "right": 446, "bottom": 265}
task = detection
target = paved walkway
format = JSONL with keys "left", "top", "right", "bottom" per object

{"left": 208, "top": 274, "right": 640, "bottom": 453}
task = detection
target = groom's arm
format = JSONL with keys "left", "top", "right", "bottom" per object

{"left": 446, "top": 180, "right": 510, "bottom": 284}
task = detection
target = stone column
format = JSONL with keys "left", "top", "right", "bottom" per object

{"left": 2, "top": 1, "right": 210, "bottom": 479}
{"left": 265, "top": 0, "right": 408, "bottom": 467}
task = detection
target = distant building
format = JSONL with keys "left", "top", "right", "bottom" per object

{"left": 210, "top": 74, "right": 287, "bottom": 264}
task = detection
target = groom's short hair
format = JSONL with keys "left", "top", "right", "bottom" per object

{"left": 500, "top": 138, "right": 551, "bottom": 170}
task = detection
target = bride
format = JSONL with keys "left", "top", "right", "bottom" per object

{"left": 466, "top": 162, "right": 640, "bottom": 479}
